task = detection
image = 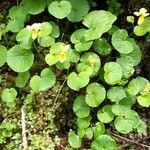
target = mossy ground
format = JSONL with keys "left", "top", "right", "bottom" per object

{"left": 0, "top": 0, "right": 150, "bottom": 149}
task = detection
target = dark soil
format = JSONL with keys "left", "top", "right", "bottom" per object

{"left": 0, "top": 0, "right": 150, "bottom": 150}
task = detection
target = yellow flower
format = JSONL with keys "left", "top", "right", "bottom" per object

{"left": 26, "top": 23, "right": 41, "bottom": 39}
{"left": 89, "top": 56, "right": 96, "bottom": 66}
{"left": 134, "top": 8, "right": 149, "bottom": 25}
{"left": 58, "top": 44, "right": 70, "bottom": 63}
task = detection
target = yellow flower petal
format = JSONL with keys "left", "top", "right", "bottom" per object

{"left": 32, "top": 30, "right": 38, "bottom": 39}
{"left": 138, "top": 15, "right": 144, "bottom": 25}
{"left": 58, "top": 52, "right": 67, "bottom": 63}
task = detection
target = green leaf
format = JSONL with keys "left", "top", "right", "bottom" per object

{"left": 71, "top": 29, "right": 93, "bottom": 52}
{"left": 48, "top": 1, "right": 71, "bottom": 19}
{"left": 77, "top": 52, "right": 101, "bottom": 76}
{"left": 91, "top": 135, "right": 117, "bottom": 150}
{"left": 83, "top": 10, "right": 117, "bottom": 40}
{"left": 116, "top": 56, "right": 135, "bottom": 79}
{"left": 127, "top": 77, "right": 149, "bottom": 96}
{"left": 45, "top": 54, "right": 58, "bottom": 66}
{"left": 93, "top": 122, "right": 105, "bottom": 138}
{"left": 114, "top": 110, "right": 140, "bottom": 133}
{"left": 108, "top": 25, "right": 120, "bottom": 35}
{"left": 112, "top": 29, "right": 134, "bottom": 54}
{"left": 137, "top": 120, "right": 147, "bottom": 134}
{"left": 15, "top": 71, "right": 30, "bottom": 88}
{"left": 22, "top": 0, "right": 46, "bottom": 15}
{"left": 67, "top": 72, "right": 89, "bottom": 91}
{"left": 38, "top": 36, "right": 55, "bottom": 47}
{"left": 67, "top": 0, "right": 89, "bottom": 22}
{"left": 73, "top": 96, "right": 90, "bottom": 118}
{"left": 97, "top": 105, "right": 114, "bottom": 123}
{"left": 7, "top": 6, "right": 27, "bottom": 32}
{"left": 77, "top": 128, "right": 85, "bottom": 138}
{"left": 85, "top": 83, "right": 106, "bottom": 107}
{"left": 134, "top": 17, "right": 150, "bottom": 36}
{"left": 107, "top": 86, "right": 126, "bottom": 103}
{"left": 49, "top": 21, "right": 60, "bottom": 38}
{"left": 2, "top": 122, "right": 15, "bottom": 131}
{"left": 111, "top": 100, "right": 131, "bottom": 116}
{"left": 2, "top": 130, "right": 12, "bottom": 138}
{"left": 68, "top": 49, "right": 80, "bottom": 63}
{"left": 104, "top": 62, "right": 122, "bottom": 85}
{"left": 38, "top": 22, "right": 52, "bottom": 37}
{"left": 83, "top": 10, "right": 116, "bottom": 29}
{"left": 8, "top": 6, "right": 26, "bottom": 22}
{"left": 121, "top": 38, "right": 142, "bottom": 66}
{"left": 7, "top": 45, "right": 34, "bottom": 72}
{"left": 137, "top": 94, "right": 150, "bottom": 107}
{"left": 7, "top": 19, "right": 24, "bottom": 33}
{"left": 56, "top": 60, "right": 70, "bottom": 69}
{"left": 127, "top": 16, "right": 134, "bottom": 24}
{"left": 29, "top": 68, "right": 56, "bottom": 92}
{"left": 2, "top": 88, "right": 17, "bottom": 103}
{"left": 77, "top": 116, "right": 91, "bottom": 128}
{"left": 85, "top": 127, "right": 93, "bottom": 139}
{"left": 0, "top": 45, "right": 7, "bottom": 67}
{"left": 93, "top": 38, "right": 112, "bottom": 55}
{"left": 68, "top": 130, "right": 81, "bottom": 149}
{"left": 114, "top": 116, "right": 133, "bottom": 134}
{"left": 16, "top": 28, "right": 33, "bottom": 49}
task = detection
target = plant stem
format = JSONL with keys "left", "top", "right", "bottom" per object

{"left": 21, "top": 105, "right": 27, "bottom": 150}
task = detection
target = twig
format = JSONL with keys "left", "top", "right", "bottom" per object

{"left": 51, "top": 78, "right": 67, "bottom": 111}
{"left": 21, "top": 105, "right": 27, "bottom": 150}
{"left": 33, "top": 42, "right": 45, "bottom": 62}
{"left": 112, "top": 133, "right": 150, "bottom": 149}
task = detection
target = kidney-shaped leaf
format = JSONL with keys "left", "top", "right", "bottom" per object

{"left": 104, "top": 62, "right": 122, "bottom": 85}
{"left": 127, "top": 77, "right": 149, "bottom": 96}
{"left": 93, "top": 38, "right": 112, "bottom": 55}
{"left": 112, "top": 29, "right": 134, "bottom": 54}
{"left": 7, "top": 45, "right": 34, "bottom": 72}
{"left": 29, "top": 68, "right": 56, "bottom": 92}
{"left": 91, "top": 134, "right": 117, "bottom": 150}
{"left": 16, "top": 28, "right": 33, "bottom": 49}
{"left": 114, "top": 110, "right": 140, "bottom": 134}
{"left": 71, "top": 28, "right": 93, "bottom": 52}
{"left": 83, "top": 10, "right": 117, "bottom": 40}
{"left": 15, "top": 71, "right": 30, "bottom": 88}
{"left": 2, "top": 88, "right": 17, "bottom": 103}
{"left": 85, "top": 83, "right": 106, "bottom": 107}
{"left": 48, "top": 1, "right": 71, "bottom": 19}
{"left": 67, "top": 72, "right": 89, "bottom": 91}
{"left": 68, "top": 130, "right": 81, "bottom": 149}
{"left": 73, "top": 96, "right": 90, "bottom": 118}
{"left": 134, "top": 17, "right": 150, "bottom": 36}
{"left": 22, "top": 0, "right": 46, "bottom": 15}
{"left": 107, "top": 86, "right": 126, "bottom": 103}
{"left": 93, "top": 122, "right": 105, "bottom": 138}
{"left": 97, "top": 105, "right": 114, "bottom": 123}
{"left": 77, "top": 116, "right": 91, "bottom": 129}
{"left": 67, "top": 0, "right": 89, "bottom": 22}
{"left": 83, "top": 10, "right": 116, "bottom": 29}
{"left": 137, "top": 94, "right": 150, "bottom": 107}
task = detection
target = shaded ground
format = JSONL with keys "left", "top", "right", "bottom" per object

{"left": 0, "top": 0, "right": 150, "bottom": 149}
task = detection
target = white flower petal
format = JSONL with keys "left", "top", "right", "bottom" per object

{"left": 140, "top": 8, "right": 147, "bottom": 14}
{"left": 32, "top": 23, "right": 41, "bottom": 31}
{"left": 144, "top": 13, "right": 149, "bottom": 17}
{"left": 134, "top": 12, "right": 140, "bottom": 16}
